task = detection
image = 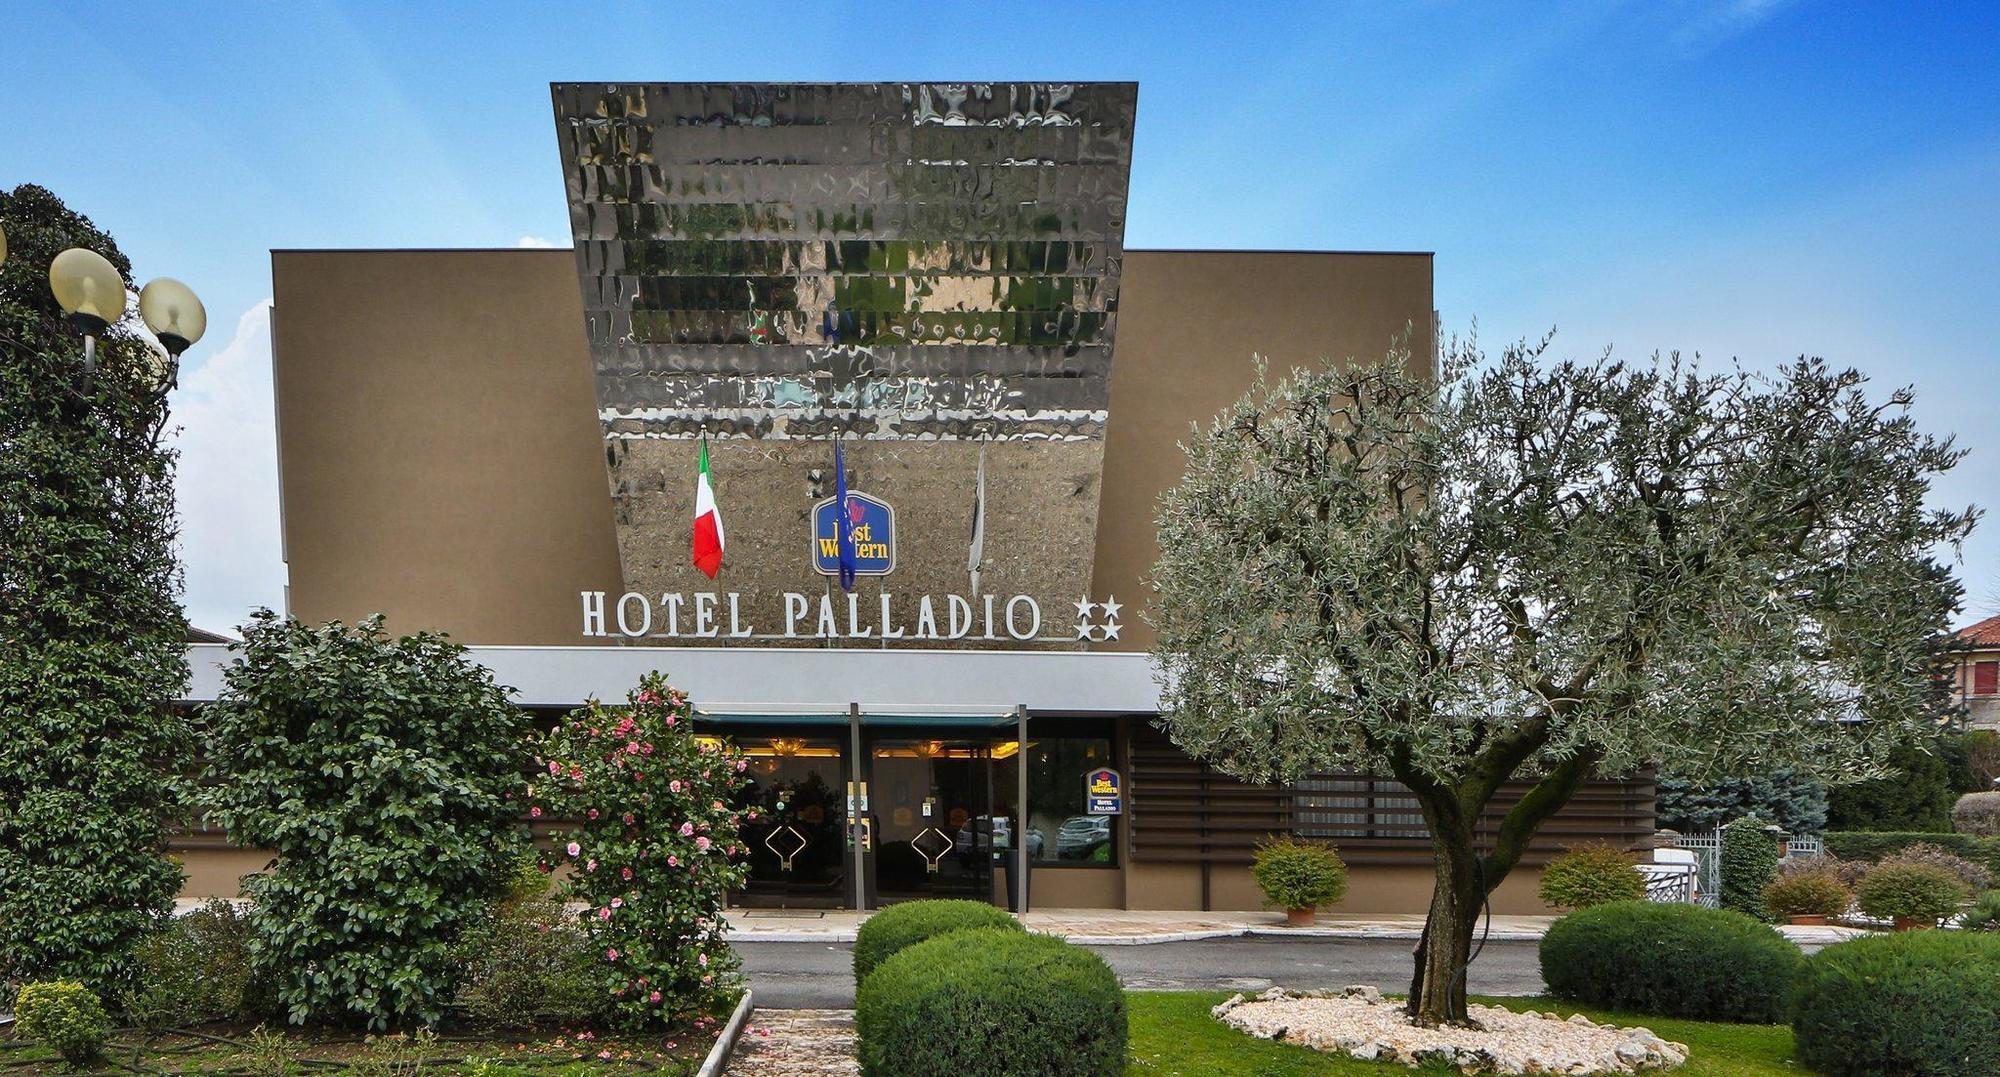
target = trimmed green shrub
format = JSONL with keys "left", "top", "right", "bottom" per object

{"left": 1760, "top": 870, "right": 1849, "bottom": 920}
{"left": 1536, "top": 844, "right": 1645, "bottom": 910}
{"left": 531, "top": 674, "right": 749, "bottom": 1028}
{"left": 451, "top": 898, "right": 608, "bottom": 1028}
{"left": 1251, "top": 837, "right": 1349, "bottom": 912}
{"left": 1954, "top": 791, "right": 2000, "bottom": 837}
{"left": 1719, "top": 817, "right": 1781, "bottom": 919}
{"left": 1964, "top": 890, "right": 2000, "bottom": 932}
{"left": 1791, "top": 931, "right": 2000, "bottom": 1076}
{"left": 1877, "top": 841, "right": 1993, "bottom": 892}
{"left": 1538, "top": 901, "right": 1802, "bottom": 1022}
{"left": 119, "top": 900, "right": 255, "bottom": 1030}
{"left": 16, "top": 981, "right": 111, "bottom": 1068}
{"left": 1655, "top": 766, "right": 1827, "bottom": 835}
{"left": 855, "top": 928, "right": 1125, "bottom": 1077}
{"left": 853, "top": 898, "right": 1023, "bottom": 984}
{"left": 1824, "top": 829, "right": 2000, "bottom": 876}
{"left": 1855, "top": 863, "right": 1969, "bottom": 925}
{"left": 196, "top": 612, "right": 534, "bottom": 1029}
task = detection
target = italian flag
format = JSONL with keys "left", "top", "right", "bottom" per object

{"left": 691, "top": 440, "right": 725, "bottom": 578}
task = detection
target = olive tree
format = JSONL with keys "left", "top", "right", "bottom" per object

{"left": 1151, "top": 338, "right": 1971, "bottom": 1025}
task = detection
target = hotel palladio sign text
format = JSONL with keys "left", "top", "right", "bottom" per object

{"left": 581, "top": 590, "right": 1058, "bottom": 643}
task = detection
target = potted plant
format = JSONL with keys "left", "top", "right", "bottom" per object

{"left": 1252, "top": 837, "right": 1348, "bottom": 927}
{"left": 1762, "top": 870, "right": 1850, "bottom": 926}
{"left": 1855, "top": 863, "right": 1970, "bottom": 931}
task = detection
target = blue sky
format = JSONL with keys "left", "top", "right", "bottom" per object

{"left": 6, "top": 1, "right": 1998, "bottom": 632}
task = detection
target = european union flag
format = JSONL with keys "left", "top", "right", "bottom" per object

{"left": 834, "top": 438, "right": 857, "bottom": 592}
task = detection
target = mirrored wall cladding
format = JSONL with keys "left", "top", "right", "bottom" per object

{"left": 551, "top": 83, "right": 1137, "bottom": 646}
{"left": 552, "top": 82, "right": 1136, "bottom": 442}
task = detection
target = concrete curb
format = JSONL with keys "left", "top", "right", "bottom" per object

{"left": 727, "top": 926, "right": 1549, "bottom": 946}
{"left": 696, "top": 989, "right": 755, "bottom": 1077}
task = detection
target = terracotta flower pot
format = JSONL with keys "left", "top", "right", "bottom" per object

{"left": 1286, "top": 907, "right": 1317, "bottom": 927}
{"left": 1788, "top": 915, "right": 1828, "bottom": 926}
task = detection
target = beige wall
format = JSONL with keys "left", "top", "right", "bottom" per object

{"left": 271, "top": 249, "right": 623, "bottom": 643}
{"left": 1122, "top": 861, "right": 1556, "bottom": 916}
{"left": 272, "top": 248, "right": 1432, "bottom": 649}
{"left": 1093, "top": 251, "right": 1435, "bottom": 649}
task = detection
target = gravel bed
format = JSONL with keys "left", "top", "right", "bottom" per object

{"left": 1215, "top": 987, "right": 1688, "bottom": 1073}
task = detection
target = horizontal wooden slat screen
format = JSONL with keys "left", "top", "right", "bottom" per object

{"left": 1129, "top": 725, "right": 1656, "bottom": 867}
{"left": 1127, "top": 725, "right": 1297, "bottom": 865}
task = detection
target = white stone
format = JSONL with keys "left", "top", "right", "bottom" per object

{"left": 1215, "top": 992, "right": 1688, "bottom": 1074}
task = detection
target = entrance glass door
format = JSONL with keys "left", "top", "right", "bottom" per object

{"left": 866, "top": 737, "right": 995, "bottom": 905}
{"left": 733, "top": 736, "right": 848, "bottom": 907}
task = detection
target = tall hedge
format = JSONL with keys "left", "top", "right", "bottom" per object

{"left": 1719, "top": 817, "right": 1780, "bottom": 919}
{"left": 197, "top": 612, "right": 532, "bottom": 1028}
{"left": 0, "top": 184, "right": 190, "bottom": 995}
{"left": 1823, "top": 831, "right": 2000, "bottom": 878}
{"left": 1825, "top": 741, "right": 1958, "bottom": 832}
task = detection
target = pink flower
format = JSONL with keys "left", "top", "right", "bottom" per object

{"left": 649, "top": 990, "right": 662, "bottom": 1003}
{"left": 698, "top": 951, "right": 709, "bottom": 967}
{"left": 597, "top": 907, "right": 612, "bottom": 920}
{"left": 529, "top": 807, "right": 542, "bottom": 818}
{"left": 747, "top": 810, "right": 759, "bottom": 821}
{"left": 598, "top": 1050, "right": 612, "bottom": 1060}
{"left": 736, "top": 759, "right": 749, "bottom": 772}
{"left": 587, "top": 859, "right": 598, "bottom": 872}
{"left": 696, "top": 836, "right": 711, "bottom": 852}
{"left": 626, "top": 742, "right": 641, "bottom": 755}
{"left": 621, "top": 867, "right": 633, "bottom": 881}
{"left": 623, "top": 813, "right": 635, "bottom": 824}
{"left": 664, "top": 715, "right": 677, "bottom": 727}
{"left": 548, "top": 760, "right": 561, "bottom": 774}
{"left": 566, "top": 842, "right": 581, "bottom": 857}
{"left": 606, "top": 948, "right": 620, "bottom": 961}
{"left": 670, "top": 780, "right": 683, "bottom": 794}
{"left": 611, "top": 897, "right": 624, "bottom": 908}
{"left": 679, "top": 822, "right": 695, "bottom": 836}
{"left": 712, "top": 800, "right": 724, "bottom": 811}
{"left": 667, "top": 855, "right": 680, "bottom": 867}
{"left": 587, "top": 808, "right": 599, "bottom": 819}
{"left": 702, "top": 973, "right": 713, "bottom": 984}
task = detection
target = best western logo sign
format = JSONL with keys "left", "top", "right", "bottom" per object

{"left": 812, "top": 492, "right": 894, "bottom": 576}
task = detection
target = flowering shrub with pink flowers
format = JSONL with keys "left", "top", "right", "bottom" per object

{"left": 531, "top": 672, "right": 749, "bottom": 1028}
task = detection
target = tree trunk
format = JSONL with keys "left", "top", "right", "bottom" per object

{"left": 1406, "top": 827, "right": 1483, "bottom": 1026}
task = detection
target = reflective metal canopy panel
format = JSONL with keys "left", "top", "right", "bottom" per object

{"left": 551, "top": 82, "right": 1137, "bottom": 442}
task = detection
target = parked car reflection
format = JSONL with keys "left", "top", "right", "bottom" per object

{"left": 955, "top": 815, "right": 1044, "bottom": 862}
{"left": 1056, "top": 815, "right": 1111, "bottom": 860}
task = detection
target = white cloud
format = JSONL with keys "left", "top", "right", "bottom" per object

{"left": 515, "top": 235, "right": 560, "bottom": 248}
{"left": 1671, "top": 0, "right": 1798, "bottom": 54}
{"left": 166, "top": 300, "right": 284, "bottom": 637}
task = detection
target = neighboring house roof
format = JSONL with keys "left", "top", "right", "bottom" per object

{"left": 185, "top": 626, "right": 234, "bottom": 644}
{"left": 1954, "top": 615, "right": 2000, "bottom": 649}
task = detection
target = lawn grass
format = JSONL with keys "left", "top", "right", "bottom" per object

{"left": 1126, "top": 992, "right": 1808, "bottom": 1076}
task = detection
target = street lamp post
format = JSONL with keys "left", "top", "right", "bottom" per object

{"left": 40, "top": 241, "right": 207, "bottom": 388}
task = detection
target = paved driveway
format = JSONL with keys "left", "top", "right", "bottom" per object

{"left": 734, "top": 936, "right": 1547, "bottom": 1008}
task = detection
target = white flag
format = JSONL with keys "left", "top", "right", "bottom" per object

{"left": 968, "top": 440, "right": 987, "bottom": 595}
